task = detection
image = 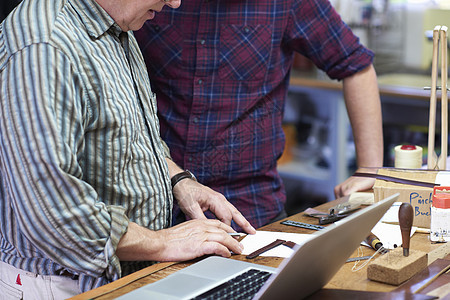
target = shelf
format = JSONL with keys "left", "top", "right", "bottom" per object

{"left": 282, "top": 72, "right": 437, "bottom": 202}
{"left": 277, "top": 160, "right": 330, "bottom": 182}
{"left": 278, "top": 82, "right": 350, "bottom": 201}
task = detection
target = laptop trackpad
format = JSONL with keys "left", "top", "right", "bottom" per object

{"left": 147, "top": 273, "right": 215, "bottom": 297}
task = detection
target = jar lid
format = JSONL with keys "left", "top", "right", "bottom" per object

{"left": 433, "top": 194, "right": 450, "bottom": 209}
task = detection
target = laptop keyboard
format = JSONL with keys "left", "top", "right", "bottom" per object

{"left": 190, "top": 268, "right": 272, "bottom": 300}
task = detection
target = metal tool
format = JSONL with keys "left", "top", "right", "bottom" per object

{"left": 318, "top": 213, "right": 349, "bottom": 225}
{"left": 427, "top": 25, "right": 448, "bottom": 170}
{"left": 317, "top": 202, "right": 361, "bottom": 225}
{"left": 329, "top": 202, "right": 361, "bottom": 215}
{"left": 280, "top": 220, "right": 325, "bottom": 231}
{"left": 346, "top": 256, "right": 373, "bottom": 263}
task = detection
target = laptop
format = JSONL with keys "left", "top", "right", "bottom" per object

{"left": 117, "top": 193, "right": 399, "bottom": 300}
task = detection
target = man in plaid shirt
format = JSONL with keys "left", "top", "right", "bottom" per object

{"left": 135, "top": 0, "right": 382, "bottom": 230}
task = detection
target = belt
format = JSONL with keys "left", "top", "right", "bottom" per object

{"left": 60, "top": 270, "right": 79, "bottom": 280}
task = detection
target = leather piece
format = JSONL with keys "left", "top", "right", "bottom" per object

{"left": 394, "top": 258, "right": 450, "bottom": 295}
{"left": 306, "top": 289, "right": 437, "bottom": 300}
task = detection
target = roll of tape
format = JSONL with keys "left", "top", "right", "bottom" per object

{"left": 394, "top": 145, "right": 423, "bottom": 169}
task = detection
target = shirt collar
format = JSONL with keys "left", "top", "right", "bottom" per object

{"left": 68, "top": 0, "right": 120, "bottom": 39}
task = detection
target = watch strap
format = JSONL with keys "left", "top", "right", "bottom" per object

{"left": 171, "top": 170, "right": 196, "bottom": 188}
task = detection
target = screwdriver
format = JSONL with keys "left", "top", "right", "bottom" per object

{"left": 364, "top": 232, "right": 388, "bottom": 254}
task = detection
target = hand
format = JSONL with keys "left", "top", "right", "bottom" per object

{"left": 334, "top": 175, "right": 375, "bottom": 198}
{"left": 116, "top": 220, "right": 244, "bottom": 262}
{"left": 173, "top": 178, "right": 256, "bottom": 235}
{"left": 155, "top": 219, "right": 244, "bottom": 261}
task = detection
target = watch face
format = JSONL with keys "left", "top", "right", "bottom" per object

{"left": 187, "top": 170, "right": 197, "bottom": 181}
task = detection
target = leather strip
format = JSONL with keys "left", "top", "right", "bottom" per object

{"left": 353, "top": 172, "right": 438, "bottom": 188}
{"left": 246, "top": 239, "right": 286, "bottom": 259}
{"left": 246, "top": 239, "right": 296, "bottom": 259}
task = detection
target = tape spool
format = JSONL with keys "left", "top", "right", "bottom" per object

{"left": 394, "top": 145, "right": 423, "bottom": 169}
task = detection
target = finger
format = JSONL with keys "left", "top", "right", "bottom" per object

{"left": 186, "top": 205, "right": 208, "bottom": 220}
{"left": 211, "top": 201, "right": 256, "bottom": 234}
{"left": 334, "top": 184, "right": 344, "bottom": 198}
{"left": 206, "top": 219, "right": 235, "bottom": 233}
{"left": 201, "top": 241, "right": 233, "bottom": 258}
{"left": 229, "top": 209, "right": 256, "bottom": 234}
{"left": 213, "top": 206, "right": 233, "bottom": 226}
{"left": 178, "top": 196, "right": 208, "bottom": 220}
{"left": 202, "top": 231, "right": 244, "bottom": 255}
{"left": 203, "top": 194, "right": 234, "bottom": 225}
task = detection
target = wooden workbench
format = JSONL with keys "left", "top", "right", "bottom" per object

{"left": 70, "top": 197, "right": 449, "bottom": 299}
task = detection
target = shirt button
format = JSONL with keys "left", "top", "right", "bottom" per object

{"left": 200, "top": 39, "right": 206, "bottom": 45}
{"left": 188, "top": 156, "right": 193, "bottom": 162}
{"left": 244, "top": 27, "right": 250, "bottom": 33}
{"left": 193, "top": 117, "right": 199, "bottom": 123}
{"left": 198, "top": 79, "right": 203, "bottom": 85}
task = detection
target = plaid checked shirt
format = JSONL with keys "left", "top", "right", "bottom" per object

{"left": 135, "top": 0, "right": 374, "bottom": 229}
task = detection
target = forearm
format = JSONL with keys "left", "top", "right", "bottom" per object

{"left": 116, "top": 220, "right": 244, "bottom": 262}
{"left": 165, "top": 157, "right": 184, "bottom": 178}
{"left": 116, "top": 222, "right": 164, "bottom": 261}
{"left": 343, "top": 64, "right": 383, "bottom": 169}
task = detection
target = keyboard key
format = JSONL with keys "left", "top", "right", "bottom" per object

{"left": 191, "top": 269, "right": 271, "bottom": 300}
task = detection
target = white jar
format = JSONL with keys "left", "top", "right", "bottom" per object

{"left": 430, "top": 187, "right": 450, "bottom": 242}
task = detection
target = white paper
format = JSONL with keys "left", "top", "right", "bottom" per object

{"left": 368, "top": 202, "right": 417, "bottom": 250}
{"left": 370, "top": 222, "right": 416, "bottom": 250}
{"left": 379, "top": 201, "right": 402, "bottom": 223}
{"left": 240, "top": 231, "right": 312, "bottom": 258}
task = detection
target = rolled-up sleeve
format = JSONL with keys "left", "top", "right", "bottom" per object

{"left": 285, "top": 0, "right": 374, "bottom": 80}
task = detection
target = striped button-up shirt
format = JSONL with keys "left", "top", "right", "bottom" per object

{"left": 0, "top": 0, "right": 172, "bottom": 292}
{"left": 135, "top": 0, "right": 374, "bottom": 229}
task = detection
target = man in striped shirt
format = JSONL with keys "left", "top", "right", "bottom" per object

{"left": 0, "top": 0, "right": 255, "bottom": 297}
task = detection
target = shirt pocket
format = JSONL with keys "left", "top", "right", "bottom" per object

{"left": 219, "top": 24, "right": 273, "bottom": 81}
{"left": 137, "top": 24, "right": 184, "bottom": 79}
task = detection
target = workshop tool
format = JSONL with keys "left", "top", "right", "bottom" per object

{"left": 228, "top": 232, "right": 246, "bottom": 237}
{"left": 427, "top": 25, "right": 448, "bottom": 170}
{"left": 367, "top": 203, "right": 428, "bottom": 285}
{"left": 364, "top": 232, "right": 388, "bottom": 254}
{"left": 317, "top": 201, "right": 361, "bottom": 225}
{"left": 280, "top": 220, "right": 325, "bottom": 231}
{"left": 346, "top": 256, "right": 373, "bottom": 263}
{"left": 302, "top": 199, "right": 361, "bottom": 225}
{"left": 382, "top": 221, "right": 431, "bottom": 234}
{"left": 399, "top": 203, "right": 414, "bottom": 257}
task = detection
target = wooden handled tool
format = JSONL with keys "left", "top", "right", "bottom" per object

{"left": 399, "top": 203, "right": 414, "bottom": 257}
{"left": 427, "top": 25, "right": 448, "bottom": 170}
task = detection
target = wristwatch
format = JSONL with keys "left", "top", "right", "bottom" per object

{"left": 171, "top": 170, "right": 197, "bottom": 188}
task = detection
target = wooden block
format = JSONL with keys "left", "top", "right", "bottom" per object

{"left": 367, "top": 247, "right": 428, "bottom": 285}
